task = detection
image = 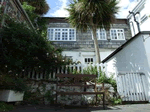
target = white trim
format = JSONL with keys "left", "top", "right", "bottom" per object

{"left": 110, "top": 29, "right": 125, "bottom": 40}
{"left": 47, "top": 28, "right": 76, "bottom": 41}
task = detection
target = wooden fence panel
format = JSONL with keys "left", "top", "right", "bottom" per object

{"left": 117, "top": 72, "right": 148, "bottom": 102}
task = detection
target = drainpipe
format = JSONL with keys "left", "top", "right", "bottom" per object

{"left": 129, "top": 11, "right": 141, "bottom": 33}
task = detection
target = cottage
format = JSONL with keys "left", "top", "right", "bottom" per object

{"left": 45, "top": 17, "right": 132, "bottom": 65}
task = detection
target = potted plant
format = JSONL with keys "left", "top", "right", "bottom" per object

{"left": 0, "top": 74, "right": 28, "bottom": 102}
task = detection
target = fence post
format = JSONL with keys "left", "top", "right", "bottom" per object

{"left": 104, "top": 63, "right": 108, "bottom": 77}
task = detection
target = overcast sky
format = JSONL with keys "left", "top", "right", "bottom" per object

{"left": 44, "top": 0, "right": 139, "bottom": 18}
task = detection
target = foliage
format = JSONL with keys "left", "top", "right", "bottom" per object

{"left": 22, "top": 2, "right": 48, "bottom": 36}
{"left": 20, "top": 0, "right": 49, "bottom": 15}
{"left": 66, "top": 0, "right": 119, "bottom": 63}
{"left": 72, "top": 65, "right": 117, "bottom": 92}
{"left": 110, "top": 97, "right": 122, "bottom": 105}
{"left": 23, "top": 91, "right": 41, "bottom": 105}
{"left": 0, "top": 74, "right": 28, "bottom": 92}
{"left": 83, "top": 66, "right": 99, "bottom": 76}
{"left": 22, "top": 2, "right": 38, "bottom": 23}
{"left": 97, "top": 73, "right": 117, "bottom": 92}
{"left": 0, "top": 102, "right": 14, "bottom": 112}
{"left": 0, "top": 17, "right": 69, "bottom": 77}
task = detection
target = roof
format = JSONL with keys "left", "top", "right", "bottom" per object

{"left": 102, "top": 31, "right": 150, "bottom": 63}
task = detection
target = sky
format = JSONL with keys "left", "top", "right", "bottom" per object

{"left": 44, "top": 0, "right": 139, "bottom": 18}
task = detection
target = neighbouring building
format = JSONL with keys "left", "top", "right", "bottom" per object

{"left": 0, "top": 0, "right": 34, "bottom": 29}
{"left": 101, "top": 0, "right": 150, "bottom": 103}
{"left": 45, "top": 17, "right": 132, "bottom": 65}
{"left": 128, "top": 0, "right": 150, "bottom": 37}
{"left": 102, "top": 31, "right": 150, "bottom": 102}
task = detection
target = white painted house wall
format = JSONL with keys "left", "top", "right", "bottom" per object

{"left": 62, "top": 49, "right": 114, "bottom": 64}
{"left": 128, "top": 0, "right": 150, "bottom": 37}
{"left": 105, "top": 33, "right": 150, "bottom": 102}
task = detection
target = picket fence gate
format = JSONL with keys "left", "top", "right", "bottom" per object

{"left": 25, "top": 63, "right": 107, "bottom": 80}
{"left": 117, "top": 72, "right": 149, "bottom": 102}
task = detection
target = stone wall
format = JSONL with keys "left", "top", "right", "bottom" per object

{"left": 26, "top": 80, "right": 114, "bottom": 106}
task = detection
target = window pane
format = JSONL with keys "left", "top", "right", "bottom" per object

{"left": 85, "top": 58, "right": 87, "bottom": 62}
{"left": 48, "top": 29, "right": 54, "bottom": 40}
{"left": 99, "top": 29, "right": 106, "bottom": 39}
{"left": 91, "top": 58, "right": 93, "bottom": 62}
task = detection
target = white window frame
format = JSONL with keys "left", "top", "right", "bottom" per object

{"left": 91, "top": 29, "right": 107, "bottom": 40}
{"left": 97, "top": 29, "right": 107, "bottom": 40}
{"left": 110, "top": 29, "right": 125, "bottom": 40}
{"left": 47, "top": 28, "right": 76, "bottom": 41}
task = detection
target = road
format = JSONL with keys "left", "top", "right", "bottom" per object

{"left": 9, "top": 104, "right": 150, "bottom": 112}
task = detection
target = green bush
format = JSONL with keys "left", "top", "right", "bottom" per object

{"left": 23, "top": 91, "right": 41, "bottom": 105}
{"left": 110, "top": 97, "right": 122, "bottom": 105}
{"left": 0, "top": 102, "right": 14, "bottom": 112}
{"left": 0, "top": 16, "right": 69, "bottom": 76}
{"left": 0, "top": 74, "right": 28, "bottom": 92}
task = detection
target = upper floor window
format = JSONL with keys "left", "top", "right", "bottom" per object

{"left": 47, "top": 28, "right": 76, "bottom": 41}
{"left": 110, "top": 29, "right": 125, "bottom": 40}
{"left": 97, "top": 29, "right": 107, "bottom": 40}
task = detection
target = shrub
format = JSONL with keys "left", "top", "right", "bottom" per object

{"left": 0, "top": 74, "right": 28, "bottom": 92}
{"left": 0, "top": 102, "right": 14, "bottom": 112}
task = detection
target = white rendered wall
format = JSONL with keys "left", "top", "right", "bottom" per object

{"left": 143, "top": 34, "right": 150, "bottom": 70}
{"left": 106, "top": 34, "right": 150, "bottom": 102}
{"left": 62, "top": 49, "right": 114, "bottom": 64}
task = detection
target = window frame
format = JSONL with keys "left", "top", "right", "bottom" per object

{"left": 97, "top": 29, "right": 107, "bottom": 40}
{"left": 47, "top": 28, "right": 76, "bottom": 41}
{"left": 110, "top": 29, "right": 125, "bottom": 40}
{"left": 91, "top": 29, "right": 107, "bottom": 40}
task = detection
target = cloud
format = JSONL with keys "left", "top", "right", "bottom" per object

{"left": 50, "top": 0, "right": 140, "bottom": 18}
{"left": 116, "top": 0, "right": 137, "bottom": 18}
{"left": 50, "top": 0, "right": 69, "bottom": 17}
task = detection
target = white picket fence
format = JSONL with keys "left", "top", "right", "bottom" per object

{"left": 25, "top": 63, "right": 107, "bottom": 80}
{"left": 117, "top": 72, "right": 148, "bottom": 102}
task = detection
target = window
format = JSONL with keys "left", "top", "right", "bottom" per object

{"left": 92, "top": 29, "right": 106, "bottom": 40}
{"left": 84, "top": 58, "right": 93, "bottom": 64}
{"left": 47, "top": 28, "right": 76, "bottom": 41}
{"left": 97, "top": 29, "right": 107, "bottom": 40}
{"left": 110, "top": 29, "right": 125, "bottom": 40}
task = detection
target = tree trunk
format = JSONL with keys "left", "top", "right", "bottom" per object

{"left": 92, "top": 28, "right": 101, "bottom": 64}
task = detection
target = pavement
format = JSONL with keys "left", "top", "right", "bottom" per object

{"left": 9, "top": 103, "right": 150, "bottom": 112}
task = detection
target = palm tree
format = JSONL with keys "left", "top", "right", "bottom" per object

{"left": 66, "top": 0, "right": 119, "bottom": 64}
{"left": 20, "top": 0, "right": 49, "bottom": 15}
